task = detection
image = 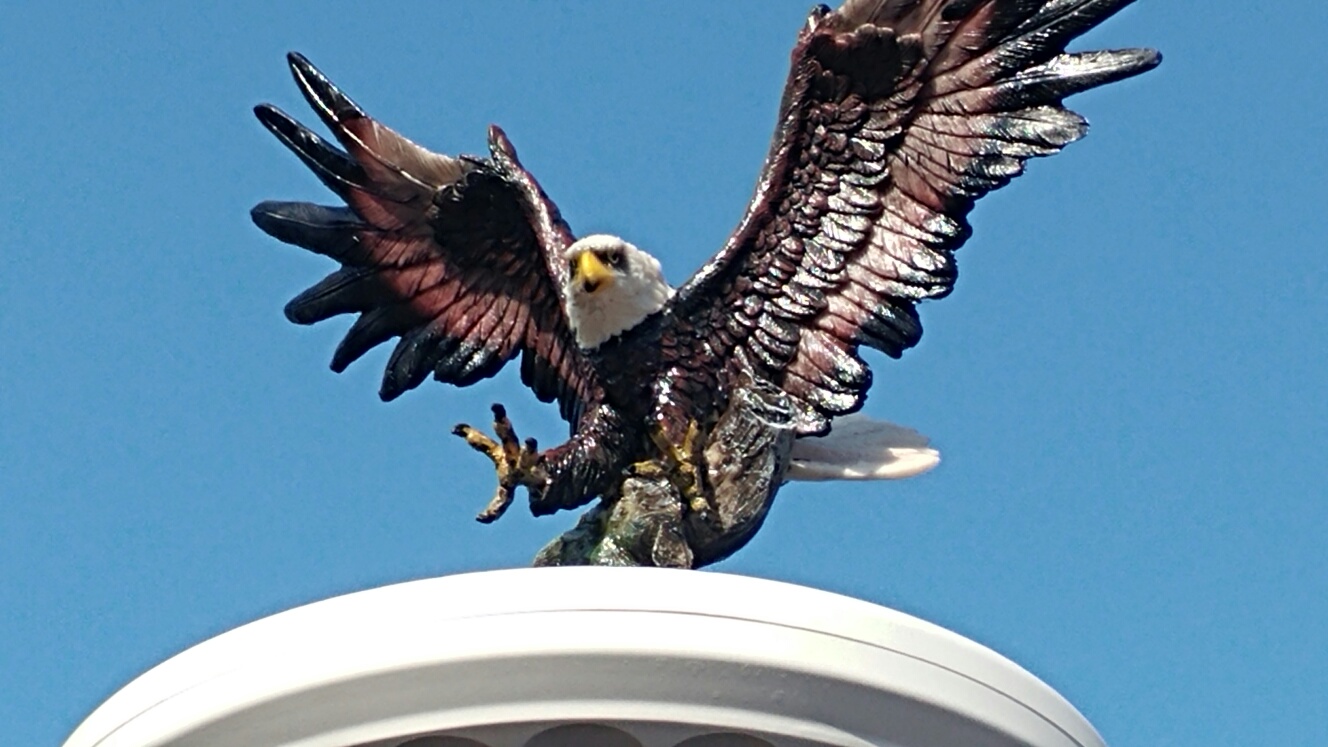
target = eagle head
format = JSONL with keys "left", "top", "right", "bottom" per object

{"left": 563, "top": 234, "right": 673, "bottom": 349}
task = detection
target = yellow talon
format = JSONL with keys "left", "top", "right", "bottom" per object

{"left": 453, "top": 403, "right": 547, "bottom": 524}
{"left": 681, "top": 419, "right": 700, "bottom": 454}
{"left": 628, "top": 459, "right": 668, "bottom": 479}
{"left": 640, "top": 419, "right": 711, "bottom": 515}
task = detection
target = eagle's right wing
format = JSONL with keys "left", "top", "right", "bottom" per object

{"left": 252, "top": 54, "right": 599, "bottom": 424}
{"left": 668, "top": 0, "right": 1159, "bottom": 435}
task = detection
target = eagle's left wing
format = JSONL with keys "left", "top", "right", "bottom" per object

{"left": 667, "top": 0, "right": 1159, "bottom": 435}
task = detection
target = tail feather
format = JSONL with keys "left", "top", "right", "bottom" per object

{"left": 787, "top": 413, "right": 941, "bottom": 481}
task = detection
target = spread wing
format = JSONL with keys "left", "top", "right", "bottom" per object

{"left": 251, "top": 53, "right": 599, "bottom": 422}
{"left": 669, "top": 0, "right": 1160, "bottom": 433}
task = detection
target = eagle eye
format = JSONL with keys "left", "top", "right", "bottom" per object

{"left": 605, "top": 249, "right": 625, "bottom": 268}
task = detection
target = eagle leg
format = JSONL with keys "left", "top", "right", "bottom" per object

{"left": 632, "top": 419, "right": 713, "bottom": 520}
{"left": 453, "top": 403, "right": 548, "bottom": 524}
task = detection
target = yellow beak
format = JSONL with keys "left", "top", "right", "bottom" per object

{"left": 574, "top": 251, "right": 615, "bottom": 293}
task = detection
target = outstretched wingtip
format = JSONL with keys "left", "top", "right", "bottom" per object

{"left": 284, "top": 51, "right": 364, "bottom": 125}
{"left": 281, "top": 299, "right": 306, "bottom": 327}
{"left": 285, "top": 52, "right": 329, "bottom": 92}
{"left": 1136, "top": 48, "right": 1164, "bottom": 72}
{"left": 252, "top": 102, "right": 321, "bottom": 152}
{"left": 250, "top": 199, "right": 313, "bottom": 240}
{"left": 251, "top": 102, "right": 288, "bottom": 134}
{"left": 1066, "top": 47, "right": 1165, "bottom": 93}
{"left": 248, "top": 201, "right": 273, "bottom": 230}
{"left": 248, "top": 200, "right": 299, "bottom": 240}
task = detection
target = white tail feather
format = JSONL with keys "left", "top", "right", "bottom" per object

{"left": 787, "top": 413, "right": 940, "bottom": 481}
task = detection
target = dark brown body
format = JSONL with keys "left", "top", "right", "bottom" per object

{"left": 535, "top": 380, "right": 795, "bottom": 568}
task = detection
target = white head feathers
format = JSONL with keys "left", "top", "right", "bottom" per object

{"left": 562, "top": 234, "right": 674, "bottom": 349}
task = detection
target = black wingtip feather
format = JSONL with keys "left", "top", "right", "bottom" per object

{"left": 286, "top": 52, "right": 364, "bottom": 127}
{"left": 382, "top": 329, "right": 448, "bottom": 398}
{"left": 252, "top": 104, "right": 306, "bottom": 152}
{"left": 250, "top": 201, "right": 364, "bottom": 264}
{"left": 252, "top": 104, "right": 371, "bottom": 200}
{"left": 282, "top": 267, "right": 382, "bottom": 326}
{"left": 1131, "top": 48, "right": 1163, "bottom": 74}
{"left": 249, "top": 201, "right": 278, "bottom": 233}
{"left": 281, "top": 297, "right": 309, "bottom": 326}
{"left": 331, "top": 308, "right": 416, "bottom": 374}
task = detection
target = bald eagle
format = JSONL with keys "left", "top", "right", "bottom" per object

{"left": 251, "top": 1, "right": 1158, "bottom": 533}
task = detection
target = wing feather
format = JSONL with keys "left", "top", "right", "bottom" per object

{"left": 252, "top": 53, "right": 599, "bottom": 421}
{"left": 670, "top": 0, "right": 1158, "bottom": 433}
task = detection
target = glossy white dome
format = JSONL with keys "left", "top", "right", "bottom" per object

{"left": 63, "top": 568, "right": 1106, "bottom": 747}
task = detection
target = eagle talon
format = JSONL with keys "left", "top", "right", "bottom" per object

{"left": 454, "top": 404, "right": 548, "bottom": 523}
{"left": 687, "top": 493, "right": 713, "bottom": 516}
{"left": 475, "top": 485, "right": 514, "bottom": 524}
{"left": 640, "top": 419, "right": 713, "bottom": 517}
{"left": 627, "top": 460, "right": 668, "bottom": 479}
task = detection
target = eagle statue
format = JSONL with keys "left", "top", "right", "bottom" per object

{"left": 251, "top": 0, "right": 1159, "bottom": 567}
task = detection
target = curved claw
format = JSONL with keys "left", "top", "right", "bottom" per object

{"left": 454, "top": 403, "right": 547, "bottom": 523}
{"left": 475, "top": 484, "right": 515, "bottom": 525}
{"left": 643, "top": 418, "right": 712, "bottom": 517}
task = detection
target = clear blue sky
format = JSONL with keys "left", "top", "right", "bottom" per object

{"left": 3, "top": 2, "right": 1325, "bottom": 745}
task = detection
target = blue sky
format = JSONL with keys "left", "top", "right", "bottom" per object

{"left": 3, "top": 2, "right": 1325, "bottom": 745}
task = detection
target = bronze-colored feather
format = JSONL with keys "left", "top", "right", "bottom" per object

{"left": 670, "top": 0, "right": 1160, "bottom": 435}
{"left": 252, "top": 53, "right": 597, "bottom": 420}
